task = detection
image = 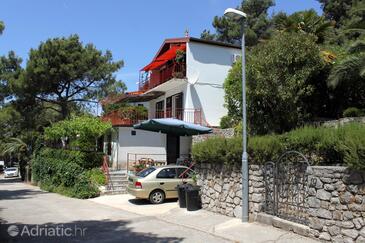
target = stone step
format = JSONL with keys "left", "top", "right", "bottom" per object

{"left": 109, "top": 174, "right": 128, "bottom": 178}
{"left": 108, "top": 181, "right": 128, "bottom": 186}
{"left": 108, "top": 170, "right": 127, "bottom": 175}
{"left": 107, "top": 184, "right": 126, "bottom": 189}
{"left": 101, "top": 190, "right": 128, "bottom": 195}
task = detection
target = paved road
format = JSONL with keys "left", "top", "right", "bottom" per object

{"left": 0, "top": 179, "right": 230, "bottom": 243}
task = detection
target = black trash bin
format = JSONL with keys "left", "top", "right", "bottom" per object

{"left": 185, "top": 186, "right": 201, "bottom": 211}
{"left": 177, "top": 184, "right": 191, "bottom": 208}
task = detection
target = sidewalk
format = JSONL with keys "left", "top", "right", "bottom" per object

{"left": 90, "top": 194, "right": 318, "bottom": 243}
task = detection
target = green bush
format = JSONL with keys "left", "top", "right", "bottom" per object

{"left": 192, "top": 123, "right": 365, "bottom": 169}
{"left": 32, "top": 148, "right": 104, "bottom": 198}
{"left": 44, "top": 115, "right": 111, "bottom": 151}
{"left": 343, "top": 107, "right": 365, "bottom": 118}
{"left": 85, "top": 168, "right": 107, "bottom": 186}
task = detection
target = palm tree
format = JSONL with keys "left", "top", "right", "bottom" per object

{"left": 274, "top": 10, "right": 334, "bottom": 43}
{"left": 328, "top": 40, "right": 365, "bottom": 88}
{"left": 1, "top": 137, "right": 32, "bottom": 181}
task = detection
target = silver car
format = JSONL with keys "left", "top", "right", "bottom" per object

{"left": 128, "top": 165, "right": 195, "bottom": 204}
{"left": 4, "top": 167, "right": 19, "bottom": 178}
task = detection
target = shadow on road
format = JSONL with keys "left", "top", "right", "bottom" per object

{"left": 0, "top": 189, "right": 48, "bottom": 201}
{"left": 0, "top": 178, "right": 23, "bottom": 184}
{"left": 0, "top": 178, "right": 47, "bottom": 201}
{"left": 128, "top": 198, "right": 178, "bottom": 205}
{"left": 0, "top": 219, "right": 184, "bottom": 243}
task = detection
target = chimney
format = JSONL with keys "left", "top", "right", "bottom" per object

{"left": 185, "top": 29, "right": 189, "bottom": 37}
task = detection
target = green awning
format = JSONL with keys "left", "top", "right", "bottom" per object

{"left": 133, "top": 118, "right": 212, "bottom": 136}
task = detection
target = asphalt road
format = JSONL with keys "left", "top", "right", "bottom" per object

{"left": 0, "top": 178, "right": 230, "bottom": 243}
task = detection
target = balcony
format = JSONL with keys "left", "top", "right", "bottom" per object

{"left": 139, "top": 62, "right": 186, "bottom": 92}
{"left": 102, "top": 107, "right": 204, "bottom": 127}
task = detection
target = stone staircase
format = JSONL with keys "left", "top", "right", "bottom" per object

{"left": 102, "top": 170, "right": 128, "bottom": 195}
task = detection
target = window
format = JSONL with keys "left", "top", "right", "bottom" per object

{"left": 177, "top": 168, "right": 194, "bottom": 179}
{"left": 136, "top": 167, "right": 156, "bottom": 178}
{"left": 156, "top": 168, "right": 176, "bottom": 179}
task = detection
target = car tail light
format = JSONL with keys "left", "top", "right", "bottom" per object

{"left": 135, "top": 181, "right": 142, "bottom": 189}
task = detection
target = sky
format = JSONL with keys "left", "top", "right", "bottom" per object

{"left": 0, "top": 0, "right": 322, "bottom": 91}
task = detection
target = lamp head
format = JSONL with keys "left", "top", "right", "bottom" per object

{"left": 224, "top": 8, "right": 247, "bottom": 20}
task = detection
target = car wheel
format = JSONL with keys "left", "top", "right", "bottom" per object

{"left": 149, "top": 190, "right": 165, "bottom": 204}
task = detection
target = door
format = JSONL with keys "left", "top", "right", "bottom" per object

{"left": 167, "top": 134, "right": 180, "bottom": 164}
{"left": 155, "top": 100, "right": 164, "bottom": 118}
{"left": 174, "top": 93, "right": 183, "bottom": 120}
{"left": 166, "top": 96, "right": 172, "bottom": 118}
{"left": 156, "top": 168, "right": 179, "bottom": 198}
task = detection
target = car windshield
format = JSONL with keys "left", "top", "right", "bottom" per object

{"left": 136, "top": 167, "right": 156, "bottom": 178}
{"left": 6, "top": 168, "right": 16, "bottom": 172}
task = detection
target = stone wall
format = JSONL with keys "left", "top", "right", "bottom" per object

{"left": 196, "top": 163, "right": 365, "bottom": 242}
{"left": 319, "top": 116, "right": 365, "bottom": 127}
{"left": 195, "top": 163, "right": 265, "bottom": 219}
{"left": 307, "top": 166, "right": 365, "bottom": 242}
{"left": 192, "top": 128, "right": 234, "bottom": 144}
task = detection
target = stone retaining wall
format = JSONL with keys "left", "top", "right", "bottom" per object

{"left": 307, "top": 166, "right": 365, "bottom": 242}
{"left": 196, "top": 163, "right": 365, "bottom": 242}
{"left": 195, "top": 163, "right": 265, "bottom": 219}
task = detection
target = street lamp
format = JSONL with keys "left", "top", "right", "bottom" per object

{"left": 224, "top": 7, "right": 248, "bottom": 223}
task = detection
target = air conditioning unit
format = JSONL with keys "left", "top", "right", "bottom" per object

{"left": 232, "top": 54, "right": 242, "bottom": 64}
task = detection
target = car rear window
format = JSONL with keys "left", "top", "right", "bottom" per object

{"left": 6, "top": 168, "right": 16, "bottom": 172}
{"left": 136, "top": 167, "right": 156, "bottom": 178}
{"left": 156, "top": 168, "right": 176, "bottom": 179}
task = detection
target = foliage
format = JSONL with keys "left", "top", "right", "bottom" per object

{"left": 201, "top": 0, "right": 274, "bottom": 46}
{"left": 327, "top": 38, "right": 365, "bottom": 113}
{"left": 14, "top": 34, "right": 125, "bottom": 118}
{"left": 0, "top": 20, "right": 4, "bottom": 34}
{"left": 317, "top": 0, "right": 354, "bottom": 25}
{"left": 85, "top": 168, "right": 107, "bottom": 186}
{"left": 224, "top": 32, "right": 326, "bottom": 134}
{"left": 273, "top": 10, "right": 334, "bottom": 43}
{"left": 44, "top": 116, "right": 111, "bottom": 151}
{"left": 116, "top": 106, "right": 148, "bottom": 120}
{"left": 220, "top": 115, "right": 236, "bottom": 129}
{"left": 192, "top": 123, "right": 365, "bottom": 169}
{"left": 343, "top": 107, "right": 365, "bottom": 117}
{"left": 175, "top": 50, "right": 186, "bottom": 63}
{"left": 0, "top": 51, "right": 23, "bottom": 104}
{"left": 32, "top": 148, "right": 104, "bottom": 198}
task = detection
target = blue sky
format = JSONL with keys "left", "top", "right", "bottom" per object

{"left": 0, "top": 0, "right": 322, "bottom": 91}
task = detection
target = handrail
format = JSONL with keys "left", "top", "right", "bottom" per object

{"left": 102, "top": 155, "right": 114, "bottom": 191}
{"left": 178, "top": 161, "right": 195, "bottom": 184}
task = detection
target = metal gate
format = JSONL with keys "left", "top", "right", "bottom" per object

{"left": 264, "top": 151, "right": 310, "bottom": 225}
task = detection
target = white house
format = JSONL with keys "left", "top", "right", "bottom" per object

{"left": 102, "top": 37, "right": 241, "bottom": 170}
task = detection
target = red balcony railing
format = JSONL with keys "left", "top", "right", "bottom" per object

{"left": 102, "top": 108, "right": 205, "bottom": 127}
{"left": 101, "top": 109, "right": 148, "bottom": 127}
{"left": 139, "top": 62, "right": 186, "bottom": 92}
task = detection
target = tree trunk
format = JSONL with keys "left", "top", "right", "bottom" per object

{"left": 60, "top": 102, "right": 69, "bottom": 119}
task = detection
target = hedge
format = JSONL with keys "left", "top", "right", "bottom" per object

{"left": 192, "top": 123, "right": 365, "bottom": 169}
{"left": 32, "top": 148, "right": 106, "bottom": 198}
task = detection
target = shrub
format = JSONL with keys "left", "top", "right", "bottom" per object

{"left": 343, "top": 107, "right": 365, "bottom": 118}
{"left": 32, "top": 148, "right": 104, "bottom": 198}
{"left": 192, "top": 123, "right": 365, "bottom": 169}
{"left": 85, "top": 168, "right": 107, "bottom": 186}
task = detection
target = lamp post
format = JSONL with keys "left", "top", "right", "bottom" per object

{"left": 224, "top": 8, "right": 248, "bottom": 223}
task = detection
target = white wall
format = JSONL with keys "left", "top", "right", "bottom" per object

{"left": 180, "top": 136, "right": 192, "bottom": 156}
{"left": 116, "top": 127, "right": 167, "bottom": 169}
{"left": 109, "top": 127, "right": 193, "bottom": 169}
{"left": 186, "top": 41, "right": 241, "bottom": 127}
